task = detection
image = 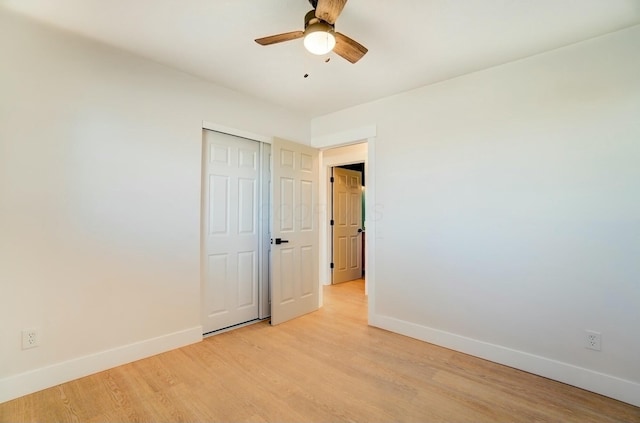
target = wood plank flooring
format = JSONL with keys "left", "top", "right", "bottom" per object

{"left": 2, "top": 279, "right": 639, "bottom": 422}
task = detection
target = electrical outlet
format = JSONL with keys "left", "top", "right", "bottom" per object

{"left": 585, "top": 330, "right": 601, "bottom": 351}
{"left": 21, "top": 329, "right": 39, "bottom": 350}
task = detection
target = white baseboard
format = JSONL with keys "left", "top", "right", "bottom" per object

{"left": 0, "top": 326, "right": 202, "bottom": 404}
{"left": 370, "top": 314, "right": 640, "bottom": 408}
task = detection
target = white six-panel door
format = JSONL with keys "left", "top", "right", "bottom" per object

{"left": 332, "top": 167, "right": 363, "bottom": 284}
{"left": 202, "top": 130, "right": 261, "bottom": 334}
{"left": 270, "top": 138, "right": 319, "bottom": 325}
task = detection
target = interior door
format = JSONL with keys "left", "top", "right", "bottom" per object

{"left": 202, "top": 130, "right": 261, "bottom": 334}
{"left": 270, "top": 138, "right": 319, "bottom": 325}
{"left": 332, "top": 167, "right": 363, "bottom": 283}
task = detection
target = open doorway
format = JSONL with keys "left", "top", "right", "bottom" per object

{"left": 319, "top": 142, "right": 368, "bottom": 292}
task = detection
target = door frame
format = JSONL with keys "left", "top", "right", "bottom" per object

{"left": 322, "top": 155, "right": 366, "bottom": 288}
{"left": 201, "top": 121, "right": 377, "bottom": 325}
{"left": 313, "top": 126, "right": 377, "bottom": 321}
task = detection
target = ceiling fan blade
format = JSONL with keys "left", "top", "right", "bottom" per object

{"left": 333, "top": 32, "right": 368, "bottom": 63}
{"left": 255, "top": 31, "right": 304, "bottom": 46}
{"left": 315, "top": 0, "right": 347, "bottom": 25}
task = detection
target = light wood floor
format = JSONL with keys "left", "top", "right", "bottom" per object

{"left": 2, "top": 279, "right": 639, "bottom": 422}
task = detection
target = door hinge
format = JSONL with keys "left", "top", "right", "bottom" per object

{"left": 330, "top": 176, "right": 334, "bottom": 183}
{"left": 330, "top": 262, "right": 334, "bottom": 269}
{"left": 330, "top": 219, "right": 334, "bottom": 226}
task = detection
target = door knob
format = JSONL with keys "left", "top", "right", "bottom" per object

{"left": 357, "top": 228, "right": 363, "bottom": 233}
{"left": 273, "top": 238, "right": 289, "bottom": 245}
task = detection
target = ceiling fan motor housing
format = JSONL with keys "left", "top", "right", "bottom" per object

{"left": 304, "top": 9, "right": 334, "bottom": 34}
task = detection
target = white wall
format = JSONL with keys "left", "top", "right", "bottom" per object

{"left": 312, "top": 26, "right": 640, "bottom": 406}
{"left": 0, "top": 9, "right": 308, "bottom": 402}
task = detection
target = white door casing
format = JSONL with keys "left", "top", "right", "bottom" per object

{"left": 270, "top": 138, "right": 319, "bottom": 325}
{"left": 202, "top": 130, "right": 262, "bottom": 333}
{"left": 332, "top": 167, "right": 363, "bottom": 284}
{"left": 259, "top": 142, "right": 271, "bottom": 319}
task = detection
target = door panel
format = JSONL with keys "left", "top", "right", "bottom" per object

{"left": 271, "top": 138, "right": 319, "bottom": 325}
{"left": 238, "top": 178, "right": 256, "bottom": 233}
{"left": 202, "top": 130, "right": 261, "bottom": 333}
{"left": 301, "top": 246, "right": 314, "bottom": 296}
{"left": 237, "top": 251, "right": 256, "bottom": 307}
{"left": 205, "top": 254, "right": 228, "bottom": 314}
{"left": 332, "top": 167, "right": 363, "bottom": 283}
{"left": 279, "top": 247, "right": 295, "bottom": 303}
{"left": 209, "top": 175, "right": 229, "bottom": 234}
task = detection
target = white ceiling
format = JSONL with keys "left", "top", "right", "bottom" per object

{"left": 4, "top": 0, "right": 640, "bottom": 117}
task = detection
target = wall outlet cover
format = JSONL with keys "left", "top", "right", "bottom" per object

{"left": 22, "top": 329, "right": 39, "bottom": 350}
{"left": 585, "top": 330, "right": 602, "bottom": 351}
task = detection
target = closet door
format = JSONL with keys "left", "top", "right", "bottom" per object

{"left": 202, "top": 130, "right": 260, "bottom": 333}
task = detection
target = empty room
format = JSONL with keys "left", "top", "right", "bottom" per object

{"left": 1, "top": 1, "right": 639, "bottom": 421}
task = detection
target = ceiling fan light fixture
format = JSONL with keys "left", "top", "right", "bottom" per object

{"left": 303, "top": 21, "right": 335, "bottom": 55}
{"left": 255, "top": 3, "right": 367, "bottom": 64}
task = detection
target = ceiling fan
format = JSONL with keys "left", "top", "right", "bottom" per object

{"left": 255, "top": 0, "right": 368, "bottom": 64}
